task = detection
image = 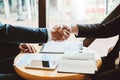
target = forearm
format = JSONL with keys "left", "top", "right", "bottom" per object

{"left": 71, "top": 23, "right": 118, "bottom": 38}
{"left": 0, "top": 24, "right": 48, "bottom": 43}
{"left": 71, "top": 15, "right": 120, "bottom": 38}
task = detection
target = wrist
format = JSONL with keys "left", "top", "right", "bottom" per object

{"left": 71, "top": 24, "right": 78, "bottom": 35}
{"left": 47, "top": 29, "right": 53, "bottom": 41}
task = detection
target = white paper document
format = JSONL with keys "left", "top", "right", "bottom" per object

{"left": 57, "top": 53, "right": 97, "bottom": 74}
{"left": 40, "top": 41, "right": 83, "bottom": 53}
{"left": 57, "top": 59, "right": 97, "bottom": 74}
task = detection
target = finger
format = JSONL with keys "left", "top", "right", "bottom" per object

{"left": 62, "top": 30, "right": 70, "bottom": 39}
{"left": 57, "top": 26, "right": 63, "bottom": 32}
{"left": 62, "top": 25, "right": 71, "bottom": 32}
{"left": 33, "top": 46, "right": 37, "bottom": 52}
{"left": 53, "top": 25, "right": 61, "bottom": 30}
{"left": 28, "top": 44, "right": 37, "bottom": 53}
{"left": 19, "top": 44, "right": 27, "bottom": 52}
{"left": 25, "top": 44, "right": 32, "bottom": 53}
{"left": 19, "top": 45, "right": 25, "bottom": 52}
{"left": 30, "top": 45, "right": 37, "bottom": 53}
{"left": 24, "top": 49, "right": 30, "bottom": 53}
{"left": 53, "top": 25, "right": 59, "bottom": 31}
{"left": 19, "top": 44, "right": 37, "bottom": 53}
{"left": 63, "top": 29, "right": 71, "bottom": 35}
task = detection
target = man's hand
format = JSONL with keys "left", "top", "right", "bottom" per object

{"left": 19, "top": 44, "right": 37, "bottom": 53}
{"left": 62, "top": 24, "right": 78, "bottom": 35}
{"left": 51, "top": 25, "right": 71, "bottom": 41}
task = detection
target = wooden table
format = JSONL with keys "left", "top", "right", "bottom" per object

{"left": 14, "top": 47, "right": 102, "bottom": 80}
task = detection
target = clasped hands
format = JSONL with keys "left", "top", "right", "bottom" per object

{"left": 51, "top": 25, "right": 72, "bottom": 41}
{"left": 19, "top": 25, "right": 76, "bottom": 53}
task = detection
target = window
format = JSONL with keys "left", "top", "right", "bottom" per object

{"left": 47, "top": 0, "right": 120, "bottom": 28}
{"left": 0, "top": 0, "right": 38, "bottom": 28}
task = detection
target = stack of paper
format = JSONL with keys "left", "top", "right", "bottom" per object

{"left": 57, "top": 53, "right": 97, "bottom": 74}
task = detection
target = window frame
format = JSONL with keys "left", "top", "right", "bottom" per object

{"left": 39, "top": 0, "right": 46, "bottom": 27}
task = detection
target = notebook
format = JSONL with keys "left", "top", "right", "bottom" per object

{"left": 40, "top": 41, "right": 83, "bottom": 54}
{"left": 57, "top": 53, "right": 97, "bottom": 74}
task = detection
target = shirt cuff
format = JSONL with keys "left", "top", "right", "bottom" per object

{"left": 47, "top": 29, "right": 52, "bottom": 42}
{"left": 71, "top": 25, "right": 78, "bottom": 36}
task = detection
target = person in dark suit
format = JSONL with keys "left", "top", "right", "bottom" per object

{"left": 63, "top": 15, "right": 120, "bottom": 80}
{"left": 0, "top": 23, "right": 70, "bottom": 80}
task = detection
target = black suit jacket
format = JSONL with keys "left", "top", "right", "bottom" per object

{"left": 76, "top": 15, "right": 120, "bottom": 80}
{"left": 0, "top": 23, "right": 48, "bottom": 43}
{"left": 0, "top": 23, "right": 48, "bottom": 57}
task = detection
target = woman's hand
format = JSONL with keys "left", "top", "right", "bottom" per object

{"left": 19, "top": 44, "right": 37, "bottom": 53}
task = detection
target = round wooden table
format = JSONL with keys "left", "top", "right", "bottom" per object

{"left": 14, "top": 47, "right": 102, "bottom": 80}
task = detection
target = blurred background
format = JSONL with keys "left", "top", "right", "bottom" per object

{"left": 0, "top": 0, "right": 38, "bottom": 27}
{"left": 47, "top": 0, "right": 119, "bottom": 27}
{"left": 0, "top": 0, "right": 119, "bottom": 27}
{"left": 0, "top": 0, "right": 119, "bottom": 56}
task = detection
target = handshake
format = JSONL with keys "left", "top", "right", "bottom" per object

{"left": 50, "top": 24, "right": 78, "bottom": 41}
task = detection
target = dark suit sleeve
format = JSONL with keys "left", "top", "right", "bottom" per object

{"left": 92, "top": 67, "right": 120, "bottom": 80}
{"left": 0, "top": 24, "right": 48, "bottom": 43}
{"left": 76, "top": 15, "right": 120, "bottom": 38}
